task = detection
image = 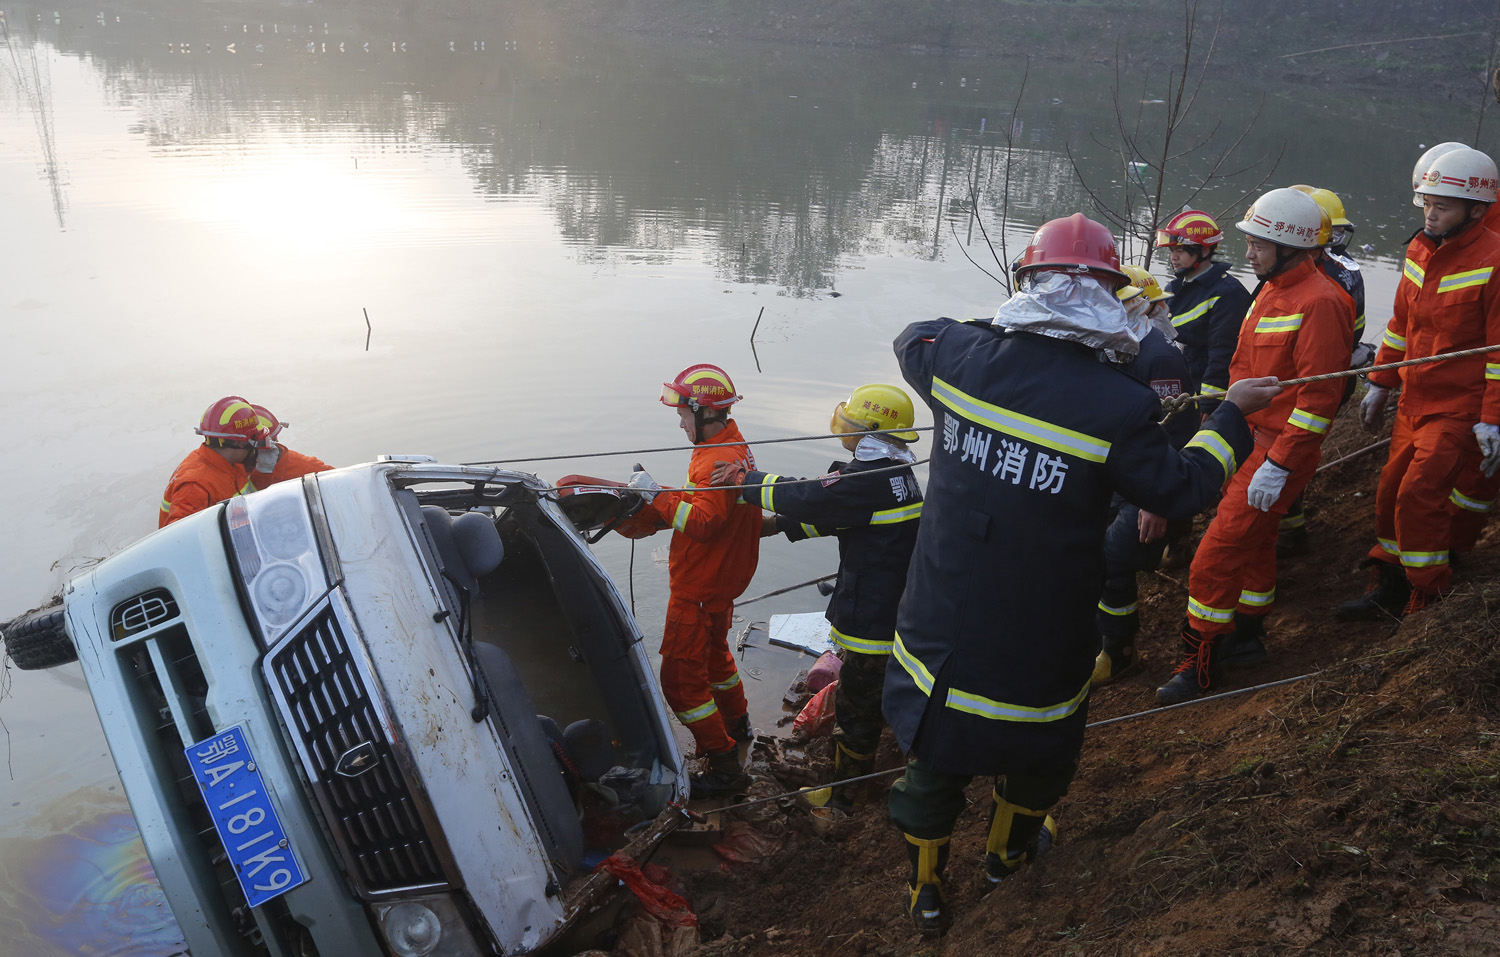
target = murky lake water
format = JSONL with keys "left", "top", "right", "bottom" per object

{"left": 0, "top": 1, "right": 1481, "bottom": 950}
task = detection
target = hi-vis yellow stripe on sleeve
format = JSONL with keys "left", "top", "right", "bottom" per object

{"left": 1381, "top": 328, "right": 1407, "bottom": 352}
{"left": 871, "top": 502, "right": 923, "bottom": 524}
{"left": 1254, "top": 313, "right": 1304, "bottom": 334}
{"left": 672, "top": 482, "right": 696, "bottom": 532}
{"left": 1200, "top": 383, "right": 1228, "bottom": 397}
{"left": 1287, "top": 407, "right": 1331, "bottom": 435}
{"left": 893, "top": 633, "right": 1089, "bottom": 723}
{"left": 1487, "top": 363, "right": 1500, "bottom": 382}
{"left": 831, "top": 625, "right": 894, "bottom": 655}
{"left": 932, "top": 376, "right": 1111, "bottom": 463}
{"left": 1186, "top": 429, "right": 1236, "bottom": 482}
{"left": 1403, "top": 258, "right": 1425, "bottom": 288}
{"left": 1437, "top": 267, "right": 1493, "bottom": 294}
{"left": 160, "top": 498, "right": 171, "bottom": 514}
{"left": 750, "top": 475, "right": 781, "bottom": 512}
{"left": 1171, "top": 296, "right": 1219, "bottom": 328}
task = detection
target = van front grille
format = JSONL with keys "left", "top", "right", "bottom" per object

{"left": 266, "top": 607, "right": 449, "bottom": 896}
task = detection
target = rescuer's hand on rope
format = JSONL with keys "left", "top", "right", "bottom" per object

{"left": 1360, "top": 385, "right": 1392, "bottom": 434}
{"left": 1224, "top": 376, "right": 1281, "bottom": 416}
{"left": 709, "top": 460, "right": 751, "bottom": 486}
{"left": 1475, "top": 423, "right": 1500, "bottom": 478}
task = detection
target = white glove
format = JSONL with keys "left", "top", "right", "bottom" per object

{"left": 1359, "top": 385, "right": 1391, "bottom": 434}
{"left": 1246, "top": 459, "right": 1291, "bottom": 512}
{"left": 626, "top": 467, "right": 660, "bottom": 503}
{"left": 1475, "top": 423, "right": 1500, "bottom": 478}
{"left": 254, "top": 445, "right": 281, "bottom": 474}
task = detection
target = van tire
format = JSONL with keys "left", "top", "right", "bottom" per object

{"left": 2, "top": 606, "right": 77, "bottom": 670}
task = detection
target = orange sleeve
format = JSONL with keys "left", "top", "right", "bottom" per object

{"left": 1267, "top": 296, "right": 1353, "bottom": 472}
{"left": 162, "top": 482, "right": 215, "bottom": 527}
{"left": 1484, "top": 277, "right": 1500, "bottom": 425}
{"left": 647, "top": 452, "right": 738, "bottom": 542}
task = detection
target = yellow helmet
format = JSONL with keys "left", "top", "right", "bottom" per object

{"left": 831, "top": 383, "right": 919, "bottom": 448}
{"left": 1121, "top": 264, "right": 1170, "bottom": 302}
{"left": 1290, "top": 185, "right": 1348, "bottom": 240}
{"left": 1115, "top": 284, "right": 1145, "bottom": 303}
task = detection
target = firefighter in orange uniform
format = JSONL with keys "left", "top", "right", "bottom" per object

{"left": 239, "top": 404, "right": 334, "bottom": 494}
{"left": 1162, "top": 189, "right": 1354, "bottom": 704}
{"left": 1341, "top": 147, "right": 1500, "bottom": 618}
{"left": 159, "top": 396, "right": 267, "bottom": 527}
{"left": 619, "top": 364, "right": 762, "bottom": 796}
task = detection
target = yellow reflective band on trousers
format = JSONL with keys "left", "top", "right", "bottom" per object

{"left": 1437, "top": 267, "right": 1493, "bottom": 294}
{"left": 1097, "top": 600, "right": 1138, "bottom": 616}
{"left": 1403, "top": 258, "right": 1425, "bottom": 288}
{"left": 672, "top": 481, "right": 696, "bottom": 532}
{"left": 1254, "top": 313, "right": 1304, "bottom": 334}
{"left": 1199, "top": 382, "right": 1228, "bottom": 397}
{"left": 1449, "top": 488, "right": 1494, "bottom": 513}
{"left": 1186, "top": 429, "right": 1236, "bottom": 482}
{"left": 932, "top": 376, "right": 1111, "bottom": 463}
{"left": 871, "top": 502, "right": 923, "bottom": 524}
{"left": 1287, "top": 407, "right": 1331, "bottom": 434}
{"left": 1172, "top": 296, "right": 1219, "bottom": 328}
{"left": 1279, "top": 511, "right": 1306, "bottom": 529}
{"left": 1381, "top": 328, "right": 1407, "bottom": 352}
{"left": 892, "top": 634, "right": 1089, "bottom": 723}
{"left": 676, "top": 698, "right": 719, "bottom": 724}
{"left": 1238, "top": 587, "right": 1275, "bottom": 608}
{"left": 1187, "top": 596, "right": 1235, "bottom": 624}
{"left": 1377, "top": 538, "right": 1400, "bottom": 556}
{"left": 1400, "top": 549, "right": 1449, "bottom": 568}
{"left": 750, "top": 475, "right": 780, "bottom": 512}
{"left": 710, "top": 672, "right": 742, "bottom": 691}
{"left": 831, "top": 624, "right": 893, "bottom": 655}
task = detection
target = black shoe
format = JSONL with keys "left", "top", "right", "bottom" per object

{"left": 1276, "top": 525, "right": 1309, "bottom": 559}
{"left": 983, "top": 814, "right": 1057, "bottom": 890}
{"left": 1157, "top": 627, "right": 1221, "bottom": 705}
{"left": 907, "top": 882, "right": 948, "bottom": 938}
{"left": 1221, "top": 615, "right": 1269, "bottom": 670}
{"left": 1336, "top": 561, "right": 1410, "bottom": 622}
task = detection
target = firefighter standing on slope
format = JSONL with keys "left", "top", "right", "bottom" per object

{"left": 710, "top": 383, "right": 923, "bottom": 810}
{"left": 1162, "top": 189, "right": 1354, "bottom": 706}
{"left": 239, "top": 404, "right": 333, "bottom": 494}
{"left": 1093, "top": 266, "right": 1199, "bottom": 685}
{"left": 884, "top": 213, "right": 1277, "bottom": 936}
{"left": 159, "top": 396, "right": 268, "bottom": 527}
{"left": 620, "top": 364, "right": 762, "bottom": 797}
{"left": 1277, "top": 185, "right": 1373, "bottom": 557}
{"left": 1156, "top": 210, "right": 1253, "bottom": 416}
{"left": 1340, "top": 147, "right": 1500, "bottom": 620}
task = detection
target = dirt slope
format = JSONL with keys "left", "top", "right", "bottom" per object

{"left": 670, "top": 407, "right": 1500, "bottom": 956}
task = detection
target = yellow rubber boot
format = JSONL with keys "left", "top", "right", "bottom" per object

{"left": 982, "top": 790, "right": 1057, "bottom": 890}
{"left": 903, "top": 833, "right": 951, "bottom": 938}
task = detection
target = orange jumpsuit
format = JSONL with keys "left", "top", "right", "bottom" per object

{"left": 641, "top": 420, "right": 762, "bottom": 755}
{"left": 1366, "top": 223, "right": 1500, "bottom": 592}
{"left": 239, "top": 446, "right": 333, "bottom": 494}
{"left": 1186, "top": 258, "right": 1352, "bottom": 634}
{"left": 159, "top": 445, "right": 248, "bottom": 528}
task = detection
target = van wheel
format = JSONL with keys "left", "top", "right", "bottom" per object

{"left": 2, "top": 606, "right": 77, "bottom": 670}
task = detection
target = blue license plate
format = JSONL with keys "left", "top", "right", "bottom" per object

{"left": 185, "top": 725, "right": 308, "bottom": 908}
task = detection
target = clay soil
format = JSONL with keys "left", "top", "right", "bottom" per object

{"left": 655, "top": 406, "right": 1500, "bottom": 956}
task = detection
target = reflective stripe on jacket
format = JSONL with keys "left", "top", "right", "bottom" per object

{"left": 1229, "top": 256, "right": 1354, "bottom": 474}
{"left": 886, "top": 319, "right": 1253, "bottom": 775}
{"left": 645, "top": 420, "right": 762, "bottom": 606}
{"left": 159, "top": 445, "right": 246, "bottom": 528}
{"left": 742, "top": 457, "right": 922, "bottom": 655}
{"left": 1368, "top": 223, "right": 1500, "bottom": 423}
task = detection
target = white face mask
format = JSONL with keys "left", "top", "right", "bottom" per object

{"left": 996, "top": 271, "right": 1148, "bottom": 356}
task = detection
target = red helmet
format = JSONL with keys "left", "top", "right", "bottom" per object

{"left": 1014, "top": 213, "right": 1127, "bottom": 287}
{"left": 195, "top": 396, "right": 268, "bottom": 443}
{"left": 660, "top": 363, "right": 740, "bottom": 411}
{"left": 1154, "top": 210, "right": 1223, "bottom": 249}
{"left": 251, "top": 403, "right": 286, "bottom": 443}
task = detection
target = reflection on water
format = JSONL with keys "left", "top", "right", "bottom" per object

{"left": 0, "top": 791, "right": 185, "bottom": 956}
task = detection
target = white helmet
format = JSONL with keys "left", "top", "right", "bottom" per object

{"left": 1415, "top": 147, "right": 1499, "bottom": 204}
{"left": 1411, "top": 141, "right": 1469, "bottom": 206}
{"left": 1235, "top": 187, "right": 1326, "bottom": 249}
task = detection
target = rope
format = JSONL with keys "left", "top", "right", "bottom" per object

{"left": 553, "top": 458, "right": 930, "bottom": 497}
{"left": 699, "top": 670, "right": 1320, "bottom": 816}
{"left": 737, "top": 575, "right": 837, "bottom": 607}
{"left": 460, "top": 426, "right": 933, "bottom": 467}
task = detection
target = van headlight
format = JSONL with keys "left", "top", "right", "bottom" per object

{"left": 377, "top": 895, "right": 484, "bottom": 957}
{"left": 226, "top": 488, "right": 328, "bottom": 645}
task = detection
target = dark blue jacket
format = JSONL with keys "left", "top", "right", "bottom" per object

{"left": 885, "top": 319, "right": 1252, "bottom": 776}
{"left": 1123, "top": 327, "right": 1197, "bottom": 451}
{"left": 1165, "top": 261, "right": 1251, "bottom": 413}
{"left": 1322, "top": 250, "right": 1366, "bottom": 345}
{"left": 740, "top": 456, "right": 922, "bottom": 656}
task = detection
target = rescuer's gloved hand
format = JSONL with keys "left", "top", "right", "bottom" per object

{"left": 1360, "top": 385, "right": 1391, "bottom": 434}
{"left": 1246, "top": 459, "right": 1290, "bottom": 512}
{"left": 709, "top": 460, "right": 750, "bottom": 487}
{"left": 253, "top": 445, "right": 281, "bottom": 474}
{"left": 1475, "top": 423, "right": 1500, "bottom": 477}
{"left": 626, "top": 467, "right": 660, "bottom": 503}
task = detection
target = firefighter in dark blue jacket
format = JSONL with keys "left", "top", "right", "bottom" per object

{"left": 1156, "top": 210, "right": 1252, "bottom": 416}
{"left": 884, "top": 213, "right": 1279, "bottom": 937}
{"left": 710, "top": 383, "right": 923, "bottom": 810}
{"left": 1093, "top": 268, "right": 1199, "bottom": 684}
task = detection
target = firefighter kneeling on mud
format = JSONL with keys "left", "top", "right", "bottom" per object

{"left": 615, "top": 364, "right": 762, "bottom": 798}
{"left": 884, "top": 213, "right": 1280, "bottom": 937}
{"left": 710, "top": 383, "right": 923, "bottom": 811}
